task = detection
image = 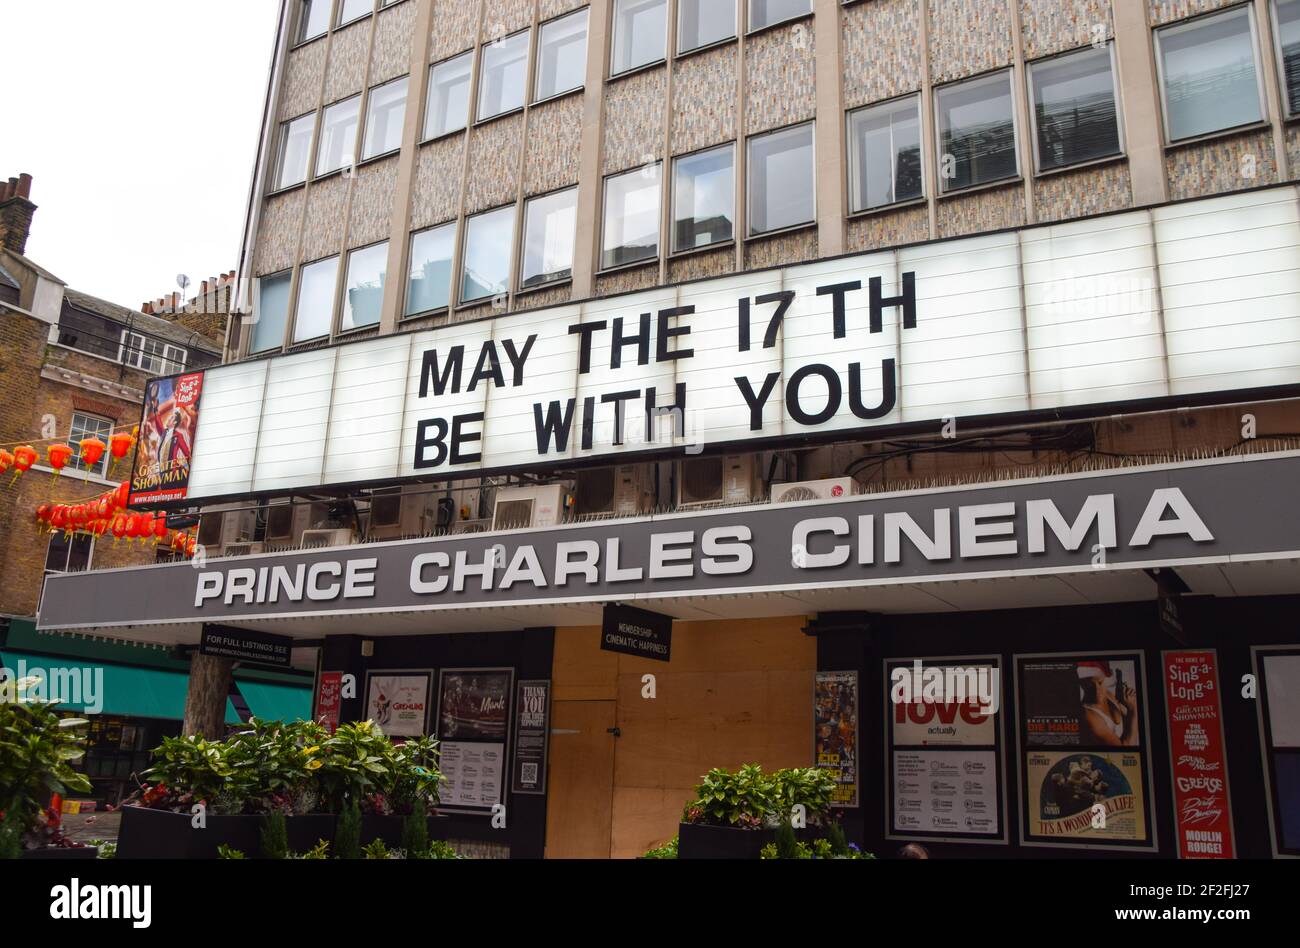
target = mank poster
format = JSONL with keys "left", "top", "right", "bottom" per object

{"left": 130, "top": 372, "right": 204, "bottom": 504}
{"left": 438, "top": 670, "right": 512, "bottom": 741}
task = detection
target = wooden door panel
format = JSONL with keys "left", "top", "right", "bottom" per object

{"left": 544, "top": 700, "right": 616, "bottom": 859}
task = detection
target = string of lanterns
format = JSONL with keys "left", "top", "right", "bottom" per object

{"left": 0, "top": 432, "right": 138, "bottom": 486}
{"left": 33, "top": 480, "right": 199, "bottom": 558}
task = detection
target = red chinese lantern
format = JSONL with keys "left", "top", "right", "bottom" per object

{"left": 152, "top": 515, "right": 168, "bottom": 542}
{"left": 79, "top": 437, "right": 106, "bottom": 468}
{"left": 107, "top": 433, "right": 135, "bottom": 477}
{"left": 9, "top": 445, "right": 36, "bottom": 485}
{"left": 47, "top": 443, "right": 73, "bottom": 471}
{"left": 69, "top": 505, "right": 87, "bottom": 526}
{"left": 110, "top": 515, "right": 128, "bottom": 541}
{"left": 35, "top": 503, "right": 51, "bottom": 527}
{"left": 113, "top": 481, "right": 130, "bottom": 510}
{"left": 50, "top": 507, "right": 68, "bottom": 531}
{"left": 185, "top": 536, "right": 197, "bottom": 557}
{"left": 0, "top": 449, "right": 13, "bottom": 475}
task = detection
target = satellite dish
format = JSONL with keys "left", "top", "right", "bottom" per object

{"left": 176, "top": 273, "right": 191, "bottom": 290}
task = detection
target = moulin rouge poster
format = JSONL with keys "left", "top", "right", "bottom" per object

{"left": 130, "top": 372, "right": 204, "bottom": 504}
{"left": 1164, "top": 651, "right": 1235, "bottom": 858}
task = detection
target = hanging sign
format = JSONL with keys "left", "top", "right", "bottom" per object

{"left": 1163, "top": 650, "right": 1235, "bottom": 858}
{"left": 600, "top": 604, "right": 672, "bottom": 662}
{"left": 129, "top": 372, "right": 205, "bottom": 504}
{"left": 199, "top": 625, "right": 292, "bottom": 667}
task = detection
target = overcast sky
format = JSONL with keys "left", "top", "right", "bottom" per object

{"left": 2, "top": 0, "right": 280, "bottom": 308}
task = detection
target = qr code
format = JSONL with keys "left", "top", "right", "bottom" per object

{"left": 521, "top": 763, "right": 538, "bottom": 784}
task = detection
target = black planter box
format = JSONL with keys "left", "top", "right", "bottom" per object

{"left": 677, "top": 822, "right": 775, "bottom": 860}
{"left": 286, "top": 814, "right": 337, "bottom": 853}
{"left": 21, "top": 846, "right": 100, "bottom": 860}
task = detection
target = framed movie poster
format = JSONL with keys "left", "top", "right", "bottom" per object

{"left": 1014, "top": 651, "right": 1156, "bottom": 851}
{"left": 815, "top": 671, "right": 859, "bottom": 808}
{"left": 1252, "top": 646, "right": 1300, "bottom": 857}
{"left": 129, "top": 372, "right": 204, "bottom": 504}
{"left": 1162, "top": 650, "right": 1234, "bottom": 858}
{"left": 436, "top": 668, "right": 514, "bottom": 814}
{"left": 362, "top": 670, "right": 433, "bottom": 738}
{"left": 884, "top": 656, "right": 1007, "bottom": 845}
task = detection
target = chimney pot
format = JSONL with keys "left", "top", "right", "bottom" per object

{"left": 16, "top": 174, "right": 32, "bottom": 200}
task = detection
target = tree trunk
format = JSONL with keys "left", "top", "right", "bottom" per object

{"left": 183, "top": 653, "right": 234, "bottom": 738}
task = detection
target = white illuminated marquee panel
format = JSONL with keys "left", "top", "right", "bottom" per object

{"left": 180, "top": 187, "right": 1300, "bottom": 502}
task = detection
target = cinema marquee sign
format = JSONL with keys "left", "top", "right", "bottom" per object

{"left": 37, "top": 453, "right": 1300, "bottom": 630}
{"left": 169, "top": 187, "right": 1300, "bottom": 504}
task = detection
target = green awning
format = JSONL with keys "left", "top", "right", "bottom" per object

{"left": 0, "top": 650, "right": 246, "bottom": 725}
{"left": 235, "top": 679, "right": 311, "bottom": 723}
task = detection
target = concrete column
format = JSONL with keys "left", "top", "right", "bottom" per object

{"left": 571, "top": 0, "right": 611, "bottom": 297}
{"left": 813, "top": 0, "right": 846, "bottom": 257}
{"left": 1111, "top": 0, "right": 1169, "bottom": 207}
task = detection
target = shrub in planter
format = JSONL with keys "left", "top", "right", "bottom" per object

{"left": 768, "top": 767, "right": 837, "bottom": 828}
{"left": 0, "top": 675, "right": 94, "bottom": 857}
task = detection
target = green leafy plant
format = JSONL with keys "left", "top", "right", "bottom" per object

{"left": 768, "top": 767, "right": 837, "bottom": 826}
{"left": 217, "top": 845, "right": 246, "bottom": 859}
{"left": 295, "top": 839, "right": 331, "bottom": 860}
{"left": 401, "top": 802, "right": 429, "bottom": 859}
{"left": 681, "top": 764, "right": 774, "bottom": 829}
{"left": 641, "top": 836, "right": 678, "bottom": 859}
{"left": 0, "top": 809, "right": 22, "bottom": 860}
{"left": 426, "top": 839, "right": 463, "bottom": 859}
{"left": 390, "top": 735, "right": 443, "bottom": 813}
{"left": 334, "top": 800, "right": 362, "bottom": 860}
{"left": 362, "top": 838, "right": 391, "bottom": 860}
{"left": 260, "top": 810, "right": 290, "bottom": 860}
{"left": 0, "top": 675, "right": 92, "bottom": 850}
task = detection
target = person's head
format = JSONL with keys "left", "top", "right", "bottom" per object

{"left": 897, "top": 843, "right": 930, "bottom": 859}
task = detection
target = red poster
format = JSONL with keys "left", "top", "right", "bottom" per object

{"left": 1163, "top": 651, "right": 1235, "bottom": 858}
{"left": 315, "top": 671, "right": 343, "bottom": 733}
{"left": 129, "top": 372, "right": 204, "bottom": 504}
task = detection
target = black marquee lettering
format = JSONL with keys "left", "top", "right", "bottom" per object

{"left": 735, "top": 373, "right": 780, "bottom": 431}
{"left": 785, "top": 364, "right": 842, "bottom": 426}
{"left": 848, "top": 359, "right": 897, "bottom": 420}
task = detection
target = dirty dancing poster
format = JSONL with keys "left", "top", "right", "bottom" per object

{"left": 130, "top": 372, "right": 203, "bottom": 504}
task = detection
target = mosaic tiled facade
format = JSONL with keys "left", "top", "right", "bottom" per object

{"left": 846, "top": 205, "right": 931, "bottom": 253}
{"left": 524, "top": 94, "right": 584, "bottom": 196}
{"left": 1033, "top": 160, "right": 1132, "bottom": 223}
{"left": 935, "top": 183, "right": 1026, "bottom": 239}
{"left": 347, "top": 156, "right": 400, "bottom": 247}
{"left": 1165, "top": 128, "right": 1280, "bottom": 202}
{"left": 464, "top": 113, "right": 524, "bottom": 213}
{"left": 1019, "top": 0, "right": 1112, "bottom": 59}
{"left": 410, "top": 135, "right": 466, "bottom": 230}
{"left": 301, "top": 174, "right": 350, "bottom": 262}
{"left": 430, "top": 0, "right": 481, "bottom": 61}
{"left": 279, "top": 40, "right": 327, "bottom": 121}
{"left": 370, "top": 1, "right": 417, "bottom": 85}
{"left": 323, "top": 20, "right": 372, "bottom": 103}
{"left": 602, "top": 68, "right": 667, "bottom": 175}
{"left": 482, "top": 0, "right": 535, "bottom": 37}
{"left": 1146, "top": 0, "right": 1241, "bottom": 27}
{"left": 668, "top": 248, "right": 736, "bottom": 284}
{"left": 671, "top": 44, "right": 739, "bottom": 156}
{"left": 595, "top": 263, "right": 659, "bottom": 297}
{"left": 745, "top": 22, "right": 816, "bottom": 135}
{"left": 253, "top": 189, "right": 305, "bottom": 276}
{"left": 928, "top": 0, "right": 1015, "bottom": 84}
{"left": 842, "top": 0, "right": 923, "bottom": 109}
{"left": 744, "top": 228, "right": 818, "bottom": 271}
{"left": 516, "top": 281, "right": 574, "bottom": 310}
{"left": 539, "top": 0, "right": 587, "bottom": 20}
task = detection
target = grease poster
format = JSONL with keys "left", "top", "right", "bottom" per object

{"left": 1164, "top": 650, "right": 1235, "bottom": 858}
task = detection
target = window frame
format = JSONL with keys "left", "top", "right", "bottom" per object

{"left": 518, "top": 185, "right": 579, "bottom": 291}
{"left": 600, "top": 162, "right": 664, "bottom": 271}
{"left": 677, "top": 0, "right": 738, "bottom": 56}
{"left": 670, "top": 141, "right": 737, "bottom": 254}
{"left": 271, "top": 111, "right": 318, "bottom": 193}
{"left": 476, "top": 27, "right": 532, "bottom": 123}
{"left": 44, "top": 531, "right": 94, "bottom": 577}
{"left": 1269, "top": 0, "right": 1300, "bottom": 119}
{"left": 746, "top": 0, "right": 813, "bottom": 35}
{"left": 404, "top": 220, "right": 459, "bottom": 318}
{"left": 361, "top": 74, "right": 410, "bottom": 161}
{"left": 610, "top": 0, "right": 670, "bottom": 78}
{"left": 295, "top": 0, "right": 331, "bottom": 46}
{"left": 933, "top": 67, "right": 1022, "bottom": 195}
{"left": 534, "top": 7, "right": 590, "bottom": 104}
{"left": 336, "top": 0, "right": 376, "bottom": 29}
{"left": 292, "top": 254, "right": 342, "bottom": 343}
{"left": 120, "top": 330, "right": 186, "bottom": 376}
{"left": 459, "top": 203, "right": 518, "bottom": 305}
{"left": 341, "top": 240, "right": 390, "bottom": 332}
{"left": 746, "top": 120, "right": 817, "bottom": 237}
{"left": 315, "top": 93, "right": 363, "bottom": 179}
{"left": 68, "top": 411, "right": 114, "bottom": 478}
{"left": 1153, "top": 3, "right": 1268, "bottom": 146}
{"left": 845, "top": 92, "right": 926, "bottom": 215}
{"left": 1026, "top": 43, "right": 1126, "bottom": 175}
{"left": 424, "top": 50, "right": 476, "bottom": 142}
{"left": 252, "top": 269, "right": 294, "bottom": 354}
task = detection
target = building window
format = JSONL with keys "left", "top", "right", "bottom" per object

{"left": 748, "top": 0, "right": 810, "bottom": 32}
{"left": 602, "top": 164, "right": 662, "bottom": 269}
{"left": 847, "top": 95, "right": 923, "bottom": 213}
{"left": 1275, "top": 0, "right": 1300, "bottom": 116}
{"left": 478, "top": 29, "right": 530, "bottom": 121}
{"left": 1156, "top": 6, "right": 1263, "bottom": 142}
{"left": 338, "top": 0, "right": 373, "bottom": 26}
{"left": 273, "top": 113, "right": 315, "bottom": 190}
{"left": 121, "top": 332, "right": 186, "bottom": 376}
{"left": 69, "top": 412, "right": 113, "bottom": 476}
{"left": 672, "top": 144, "right": 735, "bottom": 252}
{"left": 57, "top": 307, "right": 124, "bottom": 361}
{"left": 45, "top": 532, "right": 93, "bottom": 577}
{"left": 521, "top": 187, "right": 578, "bottom": 288}
{"left": 612, "top": 0, "right": 667, "bottom": 75}
{"left": 748, "top": 122, "right": 815, "bottom": 235}
{"left": 426, "top": 52, "right": 473, "bottom": 139}
{"left": 679, "top": 0, "right": 735, "bottom": 54}
{"left": 461, "top": 205, "right": 516, "bottom": 304}
{"left": 536, "top": 8, "right": 589, "bottom": 101}
{"left": 363, "top": 76, "right": 408, "bottom": 159}
{"left": 935, "top": 70, "right": 1019, "bottom": 193}
{"left": 1029, "top": 46, "right": 1122, "bottom": 172}
{"left": 293, "top": 256, "right": 340, "bottom": 342}
{"left": 252, "top": 271, "right": 292, "bottom": 352}
{"left": 317, "top": 95, "right": 361, "bottom": 176}
{"left": 297, "top": 0, "right": 330, "bottom": 43}
{"left": 343, "top": 242, "right": 388, "bottom": 330}
{"left": 406, "top": 222, "right": 456, "bottom": 315}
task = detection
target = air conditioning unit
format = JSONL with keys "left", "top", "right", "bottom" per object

{"left": 576, "top": 465, "right": 654, "bottom": 517}
{"left": 676, "top": 455, "right": 758, "bottom": 508}
{"left": 264, "top": 502, "right": 329, "bottom": 545}
{"left": 452, "top": 518, "right": 493, "bottom": 535}
{"left": 221, "top": 509, "right": 258, "bottom": 545}
{"left": 368, "top": 487, "right": 437, "bottom": 540}
{"left": 301, "top": 528, "right": 357, "bottom": 549}
{"left": 492, "top": 484, "right": 566, "bottom": 531}
{"left": 770, "top": 477, "right": 858, "bottom": 505}
{"left": 222, "top": 542, "right": 265, "bottom": 558}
